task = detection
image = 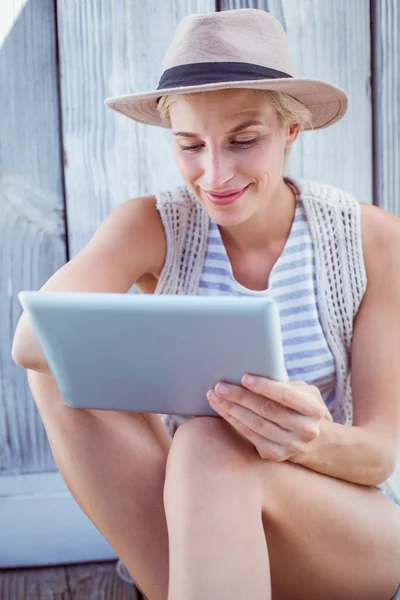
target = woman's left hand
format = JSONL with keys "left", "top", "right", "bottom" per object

{"left": 207, "top": 374, "right": 333, "bottom": 462}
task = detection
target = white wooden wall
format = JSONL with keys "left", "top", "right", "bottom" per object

{"left": 1, "top": 0, "right": 399, "bottom": 566}
{"left": 372, "top": 0, "right": 400, "bottom": 214}
{"left": 1, "top": 0, "right": 66, "bottom": 476}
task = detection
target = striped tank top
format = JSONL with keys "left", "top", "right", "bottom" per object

{"left": 197, "top": 197, "right": 337, "bottom": 411}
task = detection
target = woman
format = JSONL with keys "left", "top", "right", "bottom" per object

{"left": 12, "top": 9, "right": 400, "bottom": 600}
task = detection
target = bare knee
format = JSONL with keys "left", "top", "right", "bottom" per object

{"left": 164, "top": 416, "right": 260, "bottom": 513}
{"left": 169, "top": 416, "right": 257, "bottom": 469}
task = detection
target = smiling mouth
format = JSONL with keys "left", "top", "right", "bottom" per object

{"left": 204, "top": 184, "right": 250, "bottom": 206}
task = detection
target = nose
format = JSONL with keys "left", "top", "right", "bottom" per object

{"left": 202, "top": 148, "right": 235, "bottom": 190}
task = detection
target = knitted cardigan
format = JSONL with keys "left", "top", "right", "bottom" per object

{"left": 154, "top": 177, "right": 398, "bottom": 498}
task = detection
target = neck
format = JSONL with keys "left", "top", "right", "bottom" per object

{"left": 218, "top": 178, "right": 296, "bottom": 253}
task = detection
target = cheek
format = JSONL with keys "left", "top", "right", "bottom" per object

{"left": 174, "top": 152, "right": 201, "bottom": 180}
{"left": 246, "top": 139, "right": 285, "bottom": 176}
{"left": 241, "top": 146, "right": 272, "bottom": 178}
{"left": 243, "top": 152, "right": 267, "bottom": 175}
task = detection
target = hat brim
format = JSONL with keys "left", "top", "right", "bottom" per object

{"left": 105, "top": 78, "right": 348, "bottom": 131}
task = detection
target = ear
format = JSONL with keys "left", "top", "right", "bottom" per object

{"left": 284, "top": 122, "right": 302, "bottom": 149}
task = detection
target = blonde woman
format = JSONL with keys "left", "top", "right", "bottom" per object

{"left": 12, "top": 9, "right": 400, "bottom": 600}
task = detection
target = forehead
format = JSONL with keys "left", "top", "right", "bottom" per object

{"left": 169, "top": 89, "right": 277, "bottom": 128}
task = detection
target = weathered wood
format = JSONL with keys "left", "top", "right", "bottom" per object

{"left": 0, "top": 0, "right": 66, "bottom": 474}
{"left": 56, "top": 0, "right": 216, "bottom": 258}
{"left": 0, "top": 565, "right": 69, "bottom": 600}
{"left": 0, "top": 561, "right": 138, "bottom": 600}
{"left": 371, "top": 0, "right": 400, "bottom": 215}
{"left": 220, "top": 0, "right": 373, "bottom": 203}
{"left": 66, "top": 562, "right": 138, "bottom": 600}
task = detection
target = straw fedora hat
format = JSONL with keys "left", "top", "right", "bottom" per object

{"left": 105, "top": 8, "right": 348, "bottom": 130}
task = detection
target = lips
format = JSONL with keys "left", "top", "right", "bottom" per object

{"left": 204, "top": 184, "right": 250, "bottom": 206}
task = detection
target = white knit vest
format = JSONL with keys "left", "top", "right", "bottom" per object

{"left": 154, "top": 177, "right": 398, "bottom": 498}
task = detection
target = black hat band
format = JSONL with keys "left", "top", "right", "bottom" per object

{"left": 156, "top": 61, "right": 292, "bottom": 100}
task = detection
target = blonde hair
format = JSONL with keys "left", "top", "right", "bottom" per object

{"left": 157, "top": 89, "right": 312, "bottom": 168}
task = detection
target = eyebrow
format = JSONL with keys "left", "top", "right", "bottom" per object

{"left": 172, "top": 119, "right": 265, "bottom": 138}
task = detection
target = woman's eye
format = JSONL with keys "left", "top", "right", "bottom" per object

{"left": 180, "top": 144, "right": 203, "bottom": 152}
{"left": 232, "top": 138, "right": 257, "bottom": 147}
{"left": 179, "top": 138, "right": 257, "bottom": 152}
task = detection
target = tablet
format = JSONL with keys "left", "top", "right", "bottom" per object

{"left": 18, "top": 291, "right": 286, "bottom": 416}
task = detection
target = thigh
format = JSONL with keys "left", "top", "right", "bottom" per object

{"left": 27, "top": 370, "right": 172, "bottom": 506}
{"left": 29, "top": 369, "right": 173, "bottom": 455}
{"left": 143, "top": 413, "right": 173, "bottom": 454}
{"left": 257, "top": 460, "right": 400, "bottom": 600}
{"left": 28, "top": 370, "right": 175, "bottom": 583}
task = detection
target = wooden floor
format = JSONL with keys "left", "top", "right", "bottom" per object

{"left": 0, "top": 561, "right": 142, "bottom": 600}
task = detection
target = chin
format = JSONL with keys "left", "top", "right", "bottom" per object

{"left": 206, "top": 205, "right": 251, "bottom": 227}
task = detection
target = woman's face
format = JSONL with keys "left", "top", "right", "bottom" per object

{"left": 170, "top": 89, "right": 300, "bottom": 227}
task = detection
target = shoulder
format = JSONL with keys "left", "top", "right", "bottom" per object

{"left": 360, "top": 202, "right": 400, "bottom": 242}
{"left": 359, "top": 203, "right": 400, "bottom": 296}
{"left": 360, "top": 203, "right": 400, "bottom": 272}
{"left": 115, "top": 193, "right": 161, "bottom": 223}
{"left": 111, "top": 186, "right": 200, "bottom": 274}
{"left": 98, "top": 194, "right": 166, "bottom": 277}
{"left": 107, "top": 194, "right": 164, "bottom": 241}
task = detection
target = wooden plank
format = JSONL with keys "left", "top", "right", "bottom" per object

{"left": 0, "top": 561, "right": 138, "bottom": 600}
{"left": 66, "top": 562, "right": 138, "bottom": 600}
{"left": 0, "top": 1, "right": 66, "bottom": 473}
{"left": 56, "top": 0, "right": 216, "bottom": 258}
{"left": 371, "top": 0, "right": 400, "bottom": 214}
{"left": 220, "top": 0, "right": 373, "bottom": 203}
{"left": 0, "top": 565, "right": 70, "bottom": 600}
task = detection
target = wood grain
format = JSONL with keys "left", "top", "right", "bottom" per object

{"left": 371, "top": 0, "right": 400, "bottom": 214}
{"left": 0, "top": 565, "right": 69, "bottom": 600}
{"left": 66, "top": 562, "right": 138, "bottom": 600}
{"left": 56, "top": 0, "right": 216, "bottom": 258}
{"left": 0, "top": 0, "right": 66, "bottom": 474}
{"left": 220, "top": 0, "right": 373, "bottom": 203}
{"left": 0, "top": 561, "right": 138, "bottom": 600}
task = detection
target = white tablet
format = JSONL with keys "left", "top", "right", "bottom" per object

{"left": 18, "top": 292, "right": 286, "bottom": 416}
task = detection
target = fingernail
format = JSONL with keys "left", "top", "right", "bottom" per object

{"left": 215, "top": 383, "right": 229, "bottom": 396}
{"left": 243, "top": 374, "right": 256, "bottom": 385}
{"left": 207, "top": 390, "right": 221, "bottom": 403}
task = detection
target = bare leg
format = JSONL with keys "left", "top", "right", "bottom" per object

{"left": 27, "top": 370, "right": 172, "bottom": 600}
{"left": 27, "top": 375, "right": 399, "bottom": 600}
{"left": 164, "top": 417, "right": 271, "bottom": 600}
{"left": 164, "top": 417, "right": 400, "bottom": 600}
{"left": 258, "top": 460, "right": 400, "bottom": 599}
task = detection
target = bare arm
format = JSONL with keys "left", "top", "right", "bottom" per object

{"left": 290, "top": 204, "right": 400, "bottom": 485}
{"left": 12, "top": 195, "right": 166, "bottom": 376}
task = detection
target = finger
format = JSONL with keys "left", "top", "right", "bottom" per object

{"left": 208, "top": 391, "right": 316, "bottom": 450}
{"left": 214, "top": 407, "right": 293, "bottom": 462}
{"left": 291, "top": 382, "right": 333, "bottom": 421}
{"left": 212, "top": 384, "right": 321, "bottom": 441}
{"left": 241, "top": 375, "right": 325, "bottom": 418}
